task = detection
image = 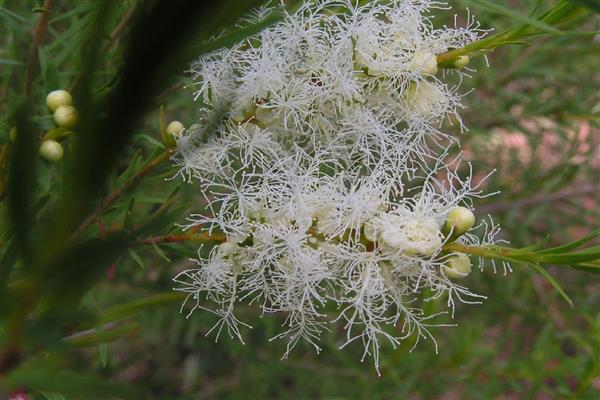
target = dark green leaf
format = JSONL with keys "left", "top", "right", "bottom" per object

{"left": 467, "top": 0, "right": 563, "bottom": 34}
{"left": 128, "top": 247, "right": 144, "bottom": 268}
{"left": 4, "top": 359, "right": 141, "bottom": 398}
{"left": 99, "top": 292, "right": 186, "bottom": 325}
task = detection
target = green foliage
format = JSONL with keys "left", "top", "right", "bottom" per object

{"left": 0, "top": 0, "right": 598, "bottom": 398}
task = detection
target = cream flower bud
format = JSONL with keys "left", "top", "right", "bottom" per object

{"left": 409, "top": 51, "right": 438, "bottom": 75}
{"left": 231, "top": 108, "right": 247, "bottom": 122}
{"left": 53, "top": 105, "right": 78, "bottom": 128}
{"left": 406, "top": 82, "right": 449, "bottom": 119}
{"left": 46, "top": 90, "right": 72, "bottom": 112}
{"left": 445, "top": 207, "right": 475, "bottom": 236}
{"left": 255, "top": 105, "right": 276, "bottom": 123}
{"left": 39, "top": 139, "right": 64, "bottom": 162}
{"left": 443, "top": 253, "right": 472, "bottom": 279}
{"left": 454, "top": 55, "right": 470, "bottom": 69}
{"left": 166, "top": 120, "right": 185, "bottom": 137}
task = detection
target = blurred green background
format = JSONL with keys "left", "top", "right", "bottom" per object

{"left": 0, "top": 0, "right": 599, "bottom": 398}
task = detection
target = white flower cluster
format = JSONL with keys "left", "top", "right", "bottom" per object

{"left": 172, "top": 0, "right": 497, "bottom": 372}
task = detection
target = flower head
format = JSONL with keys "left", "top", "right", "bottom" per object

{"left": 172, "top": 0, "right": 494, "bottom": 372}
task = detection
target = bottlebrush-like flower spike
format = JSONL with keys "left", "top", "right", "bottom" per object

{"left": 173, "top": 0, "right": 495, "bottom": 372}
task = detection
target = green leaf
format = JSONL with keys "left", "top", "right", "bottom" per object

{"left": 528, "top": 263, "right": 574, "bottom": 307}
{"left": 536, "top": 229, "right": 600, "bottom": 254}
{"left": 569, "top": 0, "right": 600, "bottom": 14}
{"left": 99, "top": 292, "right": 186, "bottom": 325}
{"left": 193, "top": 10, "right": 285, "bottom": 55}
{"left": 0, "top": 57, "right": 26, "bottom": 66}
{"left": 0, "top": 7, "right": 33, "bottom": 28}
{"left": 124, "top": 197, "right": 135, "bottom": 232}
{"left": 138, "top": 133, "right": 163, "bottom": 149}
{"left": 468, "top": 0, "right": 564, "bottom": 34}
{"left": 128, "top": 247, "right": 144, "bottom": 268}
{"left": 572, "top": 263, "right": 600, "bottom": 274}
{"left": 64, "top": 322, "right": 138, "bottom": 347}
{"left": 98, "top": 343, "right": 108, "bottom": 367}
{"left": 152, "top": 243, "right": 171, "bottom": 262}
{"left": 4, "top": 359, "right": 141, "bottom": 398}
{"left": 538, "top": 246, "right": 600, "bottom": 265}
{"left": 41, "top": 393, "right": 67, "bottom": 400}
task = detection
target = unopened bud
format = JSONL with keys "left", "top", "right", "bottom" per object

{"left": 39, "top": 139, "right": 64, "bottom": 162}
{"left": 444, "top": 207, "right": 475, "bottom": 236}
{"left": 255, "top": 105, "right": 276, "bottom": 123}
{"left": 454, "top": 55, "right": 470, "bottom": 69}
{"left": 53, "top": 105, "right": 78, "bottom": 128}
{"left": 46, "top": 90, "right": 72, "bottom": 112}
{"left": 166, "top": 120, "right": 185, "bottom": 137}
{"left": 443, "top": 253, "right": 472, "bottom": 279}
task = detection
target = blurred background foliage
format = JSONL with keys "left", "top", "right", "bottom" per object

{"left": 0, "top": 0, "right": 598, "bottom": 398}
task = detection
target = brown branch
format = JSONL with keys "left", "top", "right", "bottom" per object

{"left": 101, "top": 7, "right": 136, "bottom": 56}
{"left": 73, "top": 150, "right": 171, "bottom": 237}
{"left": 135, "top": 231, "right": 226, "bottom": 246}
{"left": 477, "top": 185, "right": 599, "bottom": 214}
{"left": 24, "top": 0, "right": 54, "bottom": 96}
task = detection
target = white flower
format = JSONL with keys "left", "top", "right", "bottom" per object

{"left": 377, "top": 214, "right": 442, "bottom": 256}
{"left": 409, "top": 50, "right": 438, "bottom": 75}
{"left": 172, "top": 0, "right": 494, "bottom": 372}
{"left": 405, "top": 81, "right": 451, "bottom": 122}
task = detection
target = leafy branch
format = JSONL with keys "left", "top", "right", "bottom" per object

{"left": 437, "top": 0, "right": 593, "bottom": 68}
{"left": 444, "top": 229, "right": 600, "bottom": 306}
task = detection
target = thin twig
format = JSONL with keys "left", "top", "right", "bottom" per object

{"left": 101, "top": 7, "right": 136, "bottom": 55}
{"left": 24, "top": 0, "right": 54, "bottom": 96}
{"left": 135, "top": 231, "right": 226, "bottom": 246}
{"left": 74, "top": 150, "right": 171, "bottom": 237}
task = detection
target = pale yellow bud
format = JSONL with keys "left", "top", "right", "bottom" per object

{"left": 166, "top": 120, "right": 185, "bottom": 137}
{"left": 46, "top": 90, "right": 72, "bottom": 112}
{"left": 454, "top": 55, "right": 470, "bottom": 69}
{"left": 445, "top": 207, "right": 475, "bottom": 236}
{"left": 443, "top": 253, "right": 472, "bottom": 279}
{"left": 53, "top": 105, "right": 78, "bottom": 128}
{"left": 39, "top": 139, "right": 64, "bottom": 162}
{"left": 255, "top": 105, "right": 276, "bottom": 123}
